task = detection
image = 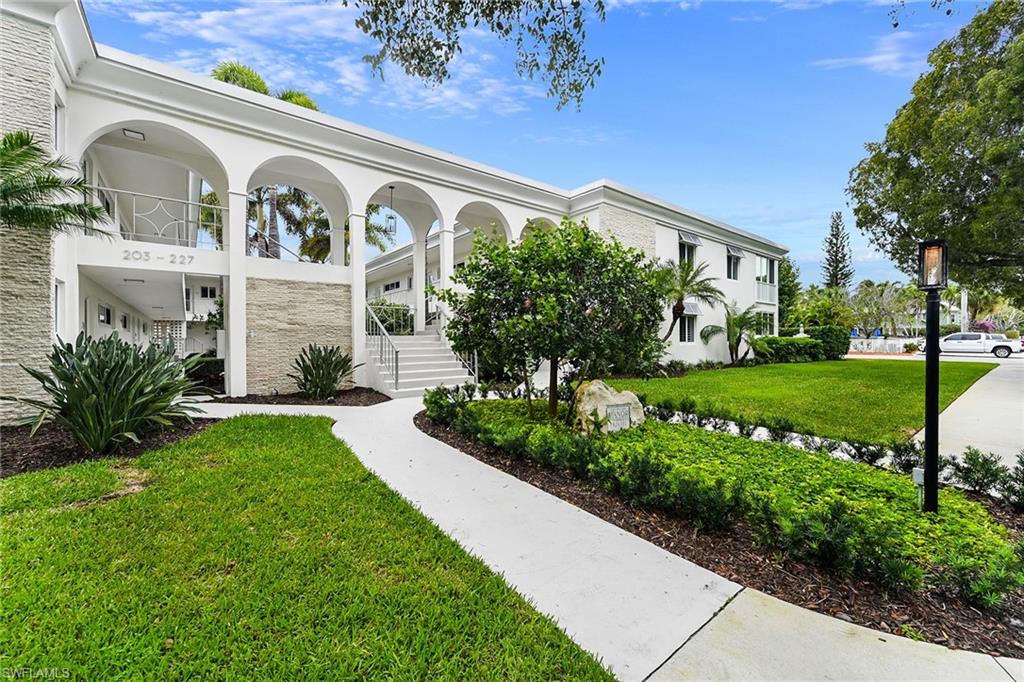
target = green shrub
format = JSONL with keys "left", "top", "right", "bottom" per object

{"left": 618, "top": 444, "right": 674, "bottom": 508}
{"left": 940, "top": 323, "right": 961, "bottom": 336}
{"left": 761, "top": 337, "right": 826, "bottom": 363}
{"left": 2, "top": 332, "right": 202, "bottom": 454}
{"left": 888, "top": 439, "right": 924, "bottom": 474}
{"left": 779, "top": 326, "right": 800, "bottom": 337}
{"left": 847, "top": 441, "right": 888, "bottom": 467}
{"left": 288, "top": 344, "right": 361, "bottom": 400}
{"left": 423, "top": 383, "right": 477, "bottom": 424}
{"left": 804, "top": 325, "right": 851, "bottom": 360}
{"left": 674, "top": 476, "right": 746, "bottom": 532}
{"left": 186, "top": 355, "right": 224, "bottom": 393}
{"left": 949, "top": 447, "right": 1009, "bottom": 495}
{"left": 903, "top": 342, "right": 920, "bottom": 353}
{"left": 996, "top": 451, "right": 1024, "bottom": 512}
{"left": 761, "top": 416, "right": 795, "bottom": 443}
{"left": 1006, "top": 330, "right": 1021, "bottom": 339}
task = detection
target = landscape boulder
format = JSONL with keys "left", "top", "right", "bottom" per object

{"left": 572, "top": 380, "right": 645, "bottom": 435}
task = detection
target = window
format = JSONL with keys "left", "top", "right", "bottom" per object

{"left": 678, "top": 243, "right": 695, "bottom": 264}
{"left": 142, "top": 322, "right": 148, "bottom": 335}
{"left": 200, "top": 286, "right": 217, "bottom": 299}
{"left": 383, "top": 281, "right": 400, "bottom": 293}
{"left": 962, "top": 333, "right": 982, "bottom": 340}
{"left": 945, "top": 333, "right": 962, "bottom": 341}
{"left": 407, "top": 276, "right": 413, "bottom": 289}
{"left": 98, "top": 304, "right": 112, "bottom": 326}
{"left": 53, "top": 282, "right": 61, "bottom": 337}
{"left": 120, "top": 314, "right": 129, "bottom": 330}
{"left": 185, "top": 288, "right": 192, "bottom": 312}
{"left": 756, "top": 256, "right": 776, "bottom": 284}
{"left": 727, "top": 255, "right": 740, "bottom": 280}
{"left": 755, "top": 311, "right": 775, "bottom": 336}
{"left": 679, "top": 315, "right": 696, "bottom": 343}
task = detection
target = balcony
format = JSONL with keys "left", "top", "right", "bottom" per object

{"left": 755, "top": 281, "right": 778, "bottom": 304}
{"left": 89, "top": 185, "right": 223, "bottom": 251}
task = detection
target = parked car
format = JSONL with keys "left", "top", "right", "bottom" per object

{"left": 924, "top": 332, "right": 1022, "bottom": 358}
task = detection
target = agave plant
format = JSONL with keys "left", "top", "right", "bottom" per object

{"left": 1, "top": 333, "right": 204, "bottom": 454}
{"left": 288, "top": 344, "right": 363, "bottom": 400}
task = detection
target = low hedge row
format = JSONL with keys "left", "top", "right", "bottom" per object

{"left": 761, "top": 337, "right": 825, "bottom": 363}
{"left": 778, "top": 325, "right": 850, "bottom": 360}
{"left": 426, "top": 392, "right": 1024, "bottom": 607}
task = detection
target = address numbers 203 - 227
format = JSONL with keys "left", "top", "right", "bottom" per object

{"left": 122, "top": 249, "right": 195, "bottom": 266}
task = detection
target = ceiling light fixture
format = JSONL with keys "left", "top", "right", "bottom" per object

{"left": 122, "top": 128, "right": 146, "bottom": 141}
{"left": 122, "top": 278, "right": 145, "bottom": 285}
{"left": 385, "top": 185, "right": 397, "bottom": 239}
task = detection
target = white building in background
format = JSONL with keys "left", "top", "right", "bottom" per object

{"left": 1, "top": 0, "right": 785, "bottom": 411}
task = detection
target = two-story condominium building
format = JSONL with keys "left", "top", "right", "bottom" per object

{"left": 0, "top": 0, "right": 786, "bottom": 414}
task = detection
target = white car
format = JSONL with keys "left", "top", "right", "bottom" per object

{"left": 936, "top": 332, "right": 1021, "bottom": 358}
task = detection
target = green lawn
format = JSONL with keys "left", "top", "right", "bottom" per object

{"left": 609, "top": 359, "right": 997, "bottom": 443}
{"left": 0, "top": 416, "right": 610, "bottom": 679}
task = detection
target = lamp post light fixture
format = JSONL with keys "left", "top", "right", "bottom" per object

{"left": 917, "top": 239, "right": 948, "bottom": 513}
{"left": 385, "top": 185, "right": 397, "bottom": 239}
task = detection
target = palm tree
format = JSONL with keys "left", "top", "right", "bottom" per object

{"left": 699, "top": 303, "right": 767, "bottom": 365}
{"left": 657, "top": 259, "right": 725, "bottom": 342}
{"left": 1, "top": 130, "right": 107, "bottom": 236}
{"left": 211, "top": 61, "right": 319, "bottom": 259}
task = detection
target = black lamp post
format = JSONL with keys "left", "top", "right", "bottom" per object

{"left": 917, "top": 239, "right": 948, "bottom": 513}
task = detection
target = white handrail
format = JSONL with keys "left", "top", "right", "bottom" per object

{"left": 435, "top": 307, "right": 478, "bottom": 381}
{"left": 366, "top": 304, "right": 400, "bottom": 389}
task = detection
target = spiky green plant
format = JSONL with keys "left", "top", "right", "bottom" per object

{"left": 0, "top": 130, "right": 107, "bottom": 236}
{"left": 699, "top": 303, "right": 769, "bottom": 365}
{"left": 288, "top": 344, "right": 362, "bottom": 400}
{"left": 1, "top": 332, "right": 204, "bottom": 454}
{"left": 655, "top": 259, "right": 725, "bottom": 342}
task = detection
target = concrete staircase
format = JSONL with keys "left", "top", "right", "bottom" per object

{"left": 367, "top": 333, "right": 473, "bottom": 399}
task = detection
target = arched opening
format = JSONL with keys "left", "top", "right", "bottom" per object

{"left": 519, "top": 216, "right": 558, "bottom": 242}
{"left": 246, "top": 156, "right": 350, "bottom": 264}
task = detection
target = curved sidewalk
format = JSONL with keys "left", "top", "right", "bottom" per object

{"left": 197, "top": 399, "right": 1022, "bottom": 681}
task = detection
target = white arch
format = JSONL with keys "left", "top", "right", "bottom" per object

{"left": 454, "top": 200, "right": 513, "bottom": 243}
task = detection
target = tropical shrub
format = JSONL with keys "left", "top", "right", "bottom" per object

{"left": 448, "top": 399, "right": 1022, "bottom": 604}
{"left": 1006, "top": 330, "right": 1020, "bottom": 339}
{"left": 949, "top": 447, "right": 1010, "bottom": 495}
{"left": 1, "top": 332, "right": 202, "bottom": 454}
{"left": 803, "top": 325, "right": 851, "bottom": 360}
{"left": 760, "top": 336, "right": 825, "bottom": 363}
{"left": 940, "top": 323, "right": 961, "bottom": 336}
{"left": 888, "top": 439, "right": 924, "bottom": 474}
{"left": 186, "top": 354, "right": 224, "bottom": 393}
{"left": 288, "top": 344, "right": 361, "bottom": 399}
{"left": 903, "top": 342, "right": 920, "bottom": 353}
{"left": 996, "top": 451, "right": 1024, "bottom": 512}
{"left": 847, "top": 440, "right": 888, "bottom": 466}
{"left": 423, "top": 383, "right": 478, "bottom": 424}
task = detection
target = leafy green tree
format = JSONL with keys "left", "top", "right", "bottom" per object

{"left": 1, "top": 130, "right": 106, "bottom": 236}
{"left": 438, "top": 219, "right": 665, "bottom": 417}
{"left": 352, "top": 1, "right": 606, "bottom": 110}
{"left": 821, "top": 211, "right": 854, "bottom": 290}
{"left": 699, "top": 304, "right": 767, "bottom": 365}
{"left": 211, "top": 61, "right": 320, "bottom": 259}
{"left": 792, "top": 285, "right": 856, "bottom": 330}
{"left": 654, "top": 259, "right": 724, "bottom": 342}
{"left": 778, "top": 256, "right": 802, "bottom": 326}
{"left": 848, "top": 1, "right": 1024, "bottom": 306}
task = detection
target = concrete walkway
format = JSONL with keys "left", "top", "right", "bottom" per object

{"left": 850, "top": 354, "right": 1023, "bottom": 467}
{"left": 197, "top": 399, "right": 1023, "bottom": 681}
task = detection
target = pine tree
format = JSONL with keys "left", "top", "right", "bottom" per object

{"left": 821, "top": 211, "right": 854, "bottom": 290}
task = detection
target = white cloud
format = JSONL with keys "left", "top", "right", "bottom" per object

{"left": 523, "top": 126, "right": 613, "bottom": 146}
{"left": 812, "top": 31, "right": 928, "bottom": 77}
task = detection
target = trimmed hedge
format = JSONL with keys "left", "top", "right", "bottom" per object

{"left": 761, "top": 336, "right": 825, "bottom": 363}
{"left": 426, "top": 393, "right": 1024, "bottom": 607}
{"left": 804, "top": 325, "right": 851, "bottom": 360}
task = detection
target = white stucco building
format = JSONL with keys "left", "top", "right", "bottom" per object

{"left": 1, "top": 0, "right": 786, "bottom": 411}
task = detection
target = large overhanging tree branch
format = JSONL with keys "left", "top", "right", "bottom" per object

{"left": 346, "top": 0, "right": 606, "bottom": 110}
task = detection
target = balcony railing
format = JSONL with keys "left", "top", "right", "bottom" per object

{"left": 755, "top": 281, "right": 778, "bottom": 304}
{"left": 88, "top": 186, "right": 223, "bottom": 251}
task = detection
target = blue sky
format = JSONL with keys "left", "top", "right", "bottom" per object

{"left": 83, "top": 0, "right": 984, "bottom": 285}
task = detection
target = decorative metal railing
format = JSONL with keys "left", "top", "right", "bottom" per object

{"left": 246, "top": 224, "right": 310, "bottom": 262}
{"left": 88, "top": 185, "right": 222, "bottom": 250}
{"left": 435, "top": 307, "right": 478, "bottom": 381}
{"left": 366, "top": 305, "right": 400, "bottom": 389}
{"left": 755, "top": 281, "right": 778, "bottom": 304}
{"left": 367, "top": 301, "right": 416, "bottom": 336}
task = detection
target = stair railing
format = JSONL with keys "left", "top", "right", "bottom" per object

{"left": 366, "top": 304, "right": 400, "bottom": 389}
{"left": 434, "top": 307, "right": 478, "bottom": 382}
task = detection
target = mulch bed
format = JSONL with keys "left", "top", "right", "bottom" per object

{"left": 213, "top": 387, "right": 390, "bottom": 406}
{"left": 1, "top": 419, "right": 217, "bottom": 479}
{"left": 414, "top": 411, "right": 1024, "bottom": 659}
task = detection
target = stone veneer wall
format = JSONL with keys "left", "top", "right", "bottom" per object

{"left": 245, "top": 278, "right": 352, "bottom": 395}
{"left": 1, "top": 11, "right": 55, "bottom": 422}
{"left": 598, "top": 204, "right": 657, "bottom": 259}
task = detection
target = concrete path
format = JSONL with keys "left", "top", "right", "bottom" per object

{"left": 849, "top": 354, "right": 1023, "bottom": 467}
{"left": 197, "top": 399, "right": 1022, "bottom": 681}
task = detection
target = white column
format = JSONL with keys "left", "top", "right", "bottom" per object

{"left": 329, "top": 221, "right": 346, "bottom": 266}
{"left": 413, "top": 234, "right": 426, "bottom": 332}
{"left": 349, "top": 212, "right": 367, "bottom": 384}
{"left": 439, "top": 224, "right": 455, "bottom": 292}
{"left": 224, "top": 190, "right": 248, "bottom": 397}
{"left": 960, "top": 288, "right": 969, "bottom": 332}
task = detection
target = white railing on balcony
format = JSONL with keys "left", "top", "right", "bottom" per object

{"left": 246, "top": 224, "right": 310, "bottom": 262}
{"left": 89, "top": 186, "right": 223, "bottom": 251}
{"left": 755, "top": 281, "right": 778, "bottom": 304}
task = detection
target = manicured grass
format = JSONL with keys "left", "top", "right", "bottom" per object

{"left": 0, "top": 416, "right": 610, "bottom": 679}
{"left": 609, "top": 359, "right": 997, "bottom": 443}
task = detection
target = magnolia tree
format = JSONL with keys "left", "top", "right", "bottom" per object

{"left": 437, "top": 219, "right": 665, "bottom": 418}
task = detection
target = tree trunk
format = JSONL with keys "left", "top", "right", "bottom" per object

{"left": 661, "top": 314, "right": 678, "bottom": 342}
{"left": 267, "top": 185, "right": 281, "bottom": 259}
{"left": 523, "top": 362, "right": 534, "bottom": 418}
{"left": 548, "top": 356, "right": 559, "bottom": 418}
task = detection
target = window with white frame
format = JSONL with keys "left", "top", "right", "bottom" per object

{"left": 98, "top": 304, "right": 112, "bottom": 326}
{"left": 755, "top": 311, "right": 775, "bottom": 336}
{"left": 756, "top": 256, "right": 776, "bottom": 284}
{"left": 679, "top": 315, "right": 696, "bottom": 343}
{"left": 383, "top": 281, "right": 400, "bottom": 293}
{"left": 726, "top": 245, "right": 744, "bottom": 280}
{"left": 200, "top": 285, "right": 217, "bottom": 299}
{"left": 120, "top": 313, "right": 129, "bottom": 330}
{"left": 677, "top": 230, "right": 701, "bottom": 265}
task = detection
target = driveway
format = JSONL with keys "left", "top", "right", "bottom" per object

{"left": 849, "top": 353, "right": 1023, "bottom": 466}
